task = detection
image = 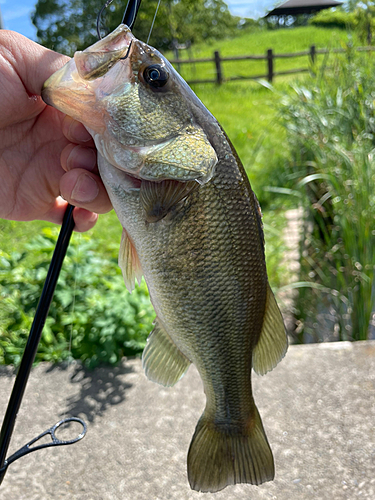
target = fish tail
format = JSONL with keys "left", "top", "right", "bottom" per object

{"left": 187, "top": 405, "right": 274, "bottom": 493}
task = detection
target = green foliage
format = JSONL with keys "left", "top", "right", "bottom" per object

{"left": 354, "top": 0, "right": 375, "bottom": 45}
{"left": 309, "top": 9, "right": 357, "bottom": 30}
{"left": 280, "top": 51, "right": 375, "bottom": 342}
{"left": 344, "top": 0, "right": 375, "bottom": 45}
{"left": 263, "top": 212, "right": 290, "bottom": 291}
{"left": 0, "top": 227, "right": 155, "bottom": 367}
{"left": 32, "top": 0, "right": 240, "bottom": 55}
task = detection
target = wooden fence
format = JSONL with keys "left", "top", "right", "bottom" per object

{"left": 169, "top": 45, "right": 375, "bottom": 85}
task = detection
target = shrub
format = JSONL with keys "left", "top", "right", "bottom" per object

{"left": 0, "top": 228, "right": 155, "bottom": 367}
{"left": 309, "top": 9, "right": 357, "bottom": 30}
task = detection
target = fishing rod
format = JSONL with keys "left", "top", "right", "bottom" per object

{"left": 0, "top": 0, "right": 143, "bottom": 486}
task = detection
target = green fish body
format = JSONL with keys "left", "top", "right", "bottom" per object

{"left": 42, "top": 25, "right": 288, "bottom": 493}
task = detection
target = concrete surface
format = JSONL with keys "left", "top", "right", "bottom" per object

{"left": 0, "top": 341, "right": 375, "bottom": 499}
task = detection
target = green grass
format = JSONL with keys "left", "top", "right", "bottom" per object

{"left": 192, "top": 81, "right": 289, "bottom": 206}
{"left": 165, "top": 26, "right": 359, "bottom": 83}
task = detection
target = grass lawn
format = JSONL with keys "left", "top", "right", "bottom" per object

{"left": 165, "top": 26, "right": 359, "bottom": 83}
{"left": 192, "top": 80, "right": 289, "bottom": 204}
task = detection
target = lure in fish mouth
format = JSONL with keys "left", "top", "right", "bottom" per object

{"left": 42, "top": 24, "right": 288, "bottom": 493}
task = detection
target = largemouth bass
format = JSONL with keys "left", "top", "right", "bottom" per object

{"left": 42, "top": 25, "right": 288, "bottom": 493}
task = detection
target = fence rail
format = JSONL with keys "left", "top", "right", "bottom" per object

{"left": 169, "top": 45, "right": 375, "bottom": 85}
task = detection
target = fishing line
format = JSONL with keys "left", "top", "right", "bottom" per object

{"left": 147, "top": 0, "right": 161, "bottom": 44}
{"left": 61, "top": 234, "right": 79, "bottom": 424}
{"left": 68, "top": 234, "right": 80, "bottom": 359}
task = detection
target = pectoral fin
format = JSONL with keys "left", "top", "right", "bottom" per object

{"left": 252, "top": 284, "right": 288, "bottom": 376}
{"left": 140, "top": 126, "right": 217, "bottom": 183}
{"left": 140, "top": 179, "right": 198, "bottom": 222}
{"left": 118, "top": 229, "right": 143, "bottom": 292}
{"left": 142, "top": 317, "right": 191, "bottom": 387}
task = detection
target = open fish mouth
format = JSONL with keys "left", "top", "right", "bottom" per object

{"left": 42, "top": 24, "right": 134, "bottom": 92}
{"left": 41, "top": 25, "right": 135, "bottom": 132}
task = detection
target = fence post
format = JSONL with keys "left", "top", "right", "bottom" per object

{"left": 267, "top": 49, "right": 273, "bottom": 83}
{"left": 309, "top": 45, "right": 316, "bottom": 76}
{"left": 173, "top": 41, "right": 181, "bottom": 75}
{"left": 214, "top": 51, "right": 222, "bottom": 84}
{"left": 310, "top": 45, "right": 316, "bottom": 64}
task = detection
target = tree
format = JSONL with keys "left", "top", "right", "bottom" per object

{"left": 32, "top": 0, "right": 240, "bottom": 55}
{"left": 354, "top": 0, "right": 375, "bottom": 45}
{"left": 346, "top": 0, "right": 375, "bottom": 45}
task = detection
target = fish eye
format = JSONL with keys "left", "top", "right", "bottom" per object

{"left": 143, "top": 64, "right": 169, "bottom": 88}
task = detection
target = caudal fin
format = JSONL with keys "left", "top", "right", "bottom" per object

{"left": 187, "top": 406, "right": 274, "bottom": 493}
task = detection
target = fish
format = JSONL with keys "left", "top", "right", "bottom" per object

{"left": 42, "top": 24, "right": 288, "bottom": 493}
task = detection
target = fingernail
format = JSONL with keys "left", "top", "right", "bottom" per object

{"left": 70, "top": 121, "right": 92, "bottom": 142}
{"left": 67, "top": 146, "right": 96, "bottom": 171}
{"left": 71, "top": 174, "right": 99, "bottom": 203}
{"left": 88, "top": 212, "right": 99, "bottom": 223}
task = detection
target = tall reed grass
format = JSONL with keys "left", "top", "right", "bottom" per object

{"left": 280, "top": 50, "right": 375, "bottom": 342}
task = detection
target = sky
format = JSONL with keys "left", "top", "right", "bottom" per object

{"left": 0, "top": 0, "right": 276, "bottom": 41}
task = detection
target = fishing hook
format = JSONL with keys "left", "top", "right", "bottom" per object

{"left": 97, "top": 0, "right": 115, "bottom": 40}
{"left": 97, "top": 0, "right": 142, "bottom": 39}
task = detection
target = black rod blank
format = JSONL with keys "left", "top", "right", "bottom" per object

{"left": 122, "top": 0, "right": 142, "bottom": 29}
{"left": 0, "top": 204, "right": 75, "bottom": 485}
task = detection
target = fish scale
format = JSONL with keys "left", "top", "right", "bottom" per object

{"left": 102, "top": 130, "right": 266, "bottom": 422}
{"left": 106, "top": 84, "right": 191, "bottom": 144}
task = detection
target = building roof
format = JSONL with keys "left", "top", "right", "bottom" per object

{"left": 265, "top": 0, "right": 343, "bottom": 16}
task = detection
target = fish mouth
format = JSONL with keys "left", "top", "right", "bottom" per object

{"left": 41, "top": 24, "right": 134, "bottom": 122}
{"left": 41, "top": 87, "right": 52, "bottom": 107}
{"left": 41, "top": 65, "right": 68, "bottom": 106}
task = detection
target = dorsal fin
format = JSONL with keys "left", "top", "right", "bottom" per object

{"left": 118, "top": 229, "right": 143, "bottom": 292}
{"left": 252, "top": 284, "right": 288, "bottom": 376}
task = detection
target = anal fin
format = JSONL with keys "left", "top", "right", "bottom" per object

{"left": 142, "top": 317, "right": 191, "bottom": 387}
{"left": 253, "top": 283, "right": 288, "bottom": 376}
{"left": 118, "top": 229, "right": 143, "bottom": 293}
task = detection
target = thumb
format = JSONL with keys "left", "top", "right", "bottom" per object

{"left": 0, "top": 30, "right": 70, "bottom": 96}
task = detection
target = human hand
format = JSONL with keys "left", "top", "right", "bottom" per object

{"left": 0, "top": 30, "right": 112, "bottom": 232}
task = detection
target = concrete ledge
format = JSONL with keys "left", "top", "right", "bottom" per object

{"left": 1, "top": 341, "right": 375, "bottom": 499}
